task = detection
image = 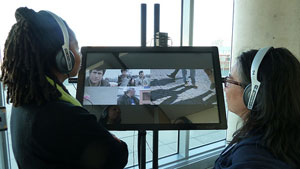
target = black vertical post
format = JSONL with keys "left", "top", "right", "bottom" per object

{"left": 154, "top": 4, "right": 160, "bottom": 46}
{"left": 138, "top": 4, "right": 147, "bottom": 169}
{"left": 153, "top": 130, "right": 159, "bottom": 169}
{"left": 140, "top": 3, "right": 159, "bottom": 169}
{"left": 141, "top": 4, "right": 147, "bottom": 47}
{"left": 153, "top": 4, "right": 160, "bottom": 169}
{"left": 138, "top": 130, "right": 146, "bottom": 169}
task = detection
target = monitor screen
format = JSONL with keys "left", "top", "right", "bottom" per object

{"left": 76, "top": 47, "right": 227, "bottom": 130}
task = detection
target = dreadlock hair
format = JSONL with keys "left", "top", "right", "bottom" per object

{"left": 230, "top": 48, "right": 300, "bottom": 168}
{"left": 1, "top": 7, "right": 73, "bottom": 106}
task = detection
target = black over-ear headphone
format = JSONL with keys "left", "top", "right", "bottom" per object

{"left": 99, "top": 106, "right": 109, "bottom": 125}
{"left": 243, "top": 46, "right": 273, "bottom": 110}
{"left": 45, "top": 11, "right": 75, "bottom": 74}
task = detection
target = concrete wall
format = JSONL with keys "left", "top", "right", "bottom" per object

{"left": 227, "top": 0, "right": 300, "bottom": 141}
{"left": 232, "top": 0, "right": 300, "bottom": 61}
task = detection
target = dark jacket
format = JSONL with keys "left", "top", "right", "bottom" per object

{"left": 117, "top": 75, "right": 131, "bottom": 86}
{"left": 117, "top": 94, "right": 140, "bottom": 105}
{"left": 214, "top": 134, "right": 295, "bottom": 169}
{"left": 10, "top": 101, "right": 128, "bottom": 169}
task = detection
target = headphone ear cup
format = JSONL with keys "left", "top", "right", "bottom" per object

{"left": 99, "top": 108, "right": 109, "bottom": 125}
{"left": 99, "top": 106, "right": 109, "bottom": 122}
{"left": 243, "top": 84, "right": 251, "bottom": 108}
{"left": 55, "top": 50, "right": 75, "bottom": 74}
{"left": 102, "top": 109, "right": 108, "bottom": 119}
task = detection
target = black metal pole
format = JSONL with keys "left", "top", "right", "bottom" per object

{"left": 154, "top": 4, "right": 160, "bottom": 46}
{"left": 153, "top": 130, "right": 159, "bottom": 169}
{"left": 138, "top": 4, "right": 147, "bottom": 169}
{"left": 141, "top": 4, "right": 147, "bottom": 47}
{"left": 153, "top": 4, "right": 160, "bottom": 168}
{"left": 138, "top": 130, "right": 147, "bottom": 169}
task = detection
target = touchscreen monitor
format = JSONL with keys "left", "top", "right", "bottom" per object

{"left": 76, "top": 47, "right": 227, "bottom": 130}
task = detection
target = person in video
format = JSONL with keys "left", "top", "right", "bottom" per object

{"left": 167, "top": 69, "right": 179, "bottom": 80}
{"left": 118, "top": 69, "right": 131, "bottom": 86}
{"left": 128, "top": 77, "right": 136, "bottom": 86}
{"left": 135, "top": 70, "right": 150, "bottom": 86}
{"left": 99, "top": 106, "right": 122, "bottom": 125}
{"left": 117, "top": 88, "right": 140, "bottom": 105}
{"left": 215, "top": 47, "right": 300, "bottom": 169}
{"left": 182, "top": 69, "right": 197, "bottom": 88}
{"left": 2, "top": 7, "right": 128, "bottom": 169}
{"left": 85, "top": 68, "right": 110, "bottom": 86}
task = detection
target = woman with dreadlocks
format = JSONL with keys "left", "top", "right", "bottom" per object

{"left": 1, "top": 7, "right": 128, "bottom": 169}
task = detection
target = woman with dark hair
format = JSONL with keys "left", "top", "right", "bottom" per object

{"left": 1, "top": 7, "right": 128, "bottom": 169}
{"left": 99, "top": 106, "right": 122, "bottom": 125}
{"left": 214, "top": 47, "right": 300, "bottom": 169}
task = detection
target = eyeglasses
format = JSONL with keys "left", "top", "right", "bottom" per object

{"left": 222, "top": 76, "right": 246, "bottom": 88}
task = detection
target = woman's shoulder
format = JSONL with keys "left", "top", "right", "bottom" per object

{"left": 44, "top": 100, "right": 89, "bottom": 114}
{"left": 215, "top": 135, "right": 295, "bottom": 169}
{"left": 13, "top": 100, "right": 88, "bottom": 116}
{"left": 232, "top": 136, "right": 275, "bottom": 160}
{"left": 12, "top": 100, "right": 98, "bottom": 132}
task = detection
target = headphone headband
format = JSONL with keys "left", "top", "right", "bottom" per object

{"left": 44, "top": 11, "right": 73, "bottom": 72}
{"left": 247, "top": 46, "right": 272, "bottom": 109}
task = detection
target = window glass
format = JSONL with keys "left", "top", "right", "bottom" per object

{"left": 193, "top": 0, "right": 233, "bottom": 76}
{"left": 189, "top": 0, "right": 233, "bottom": 149}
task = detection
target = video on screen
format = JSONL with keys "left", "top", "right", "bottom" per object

{"left": 83, "top": 69, "right": 216, "bottom": 106}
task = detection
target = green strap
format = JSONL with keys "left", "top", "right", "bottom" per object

{"left": 46, "top": 76, "right": 82, "bottom": 107}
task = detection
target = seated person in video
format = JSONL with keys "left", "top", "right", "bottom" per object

{"left": 85, "top": 67, "right": 110, "bottom": 86}
{"left": 214, "top": 47, "right": 300, "bottom": 169}
{"left": 99, "top": 106, "right": 122, "bottom": 125}
{"left": 135, "top": 70, "right": 150, "bottom": 86}
{"left": 117, "top": 88, "right": 140, "bottom": 105}
{"left": 2, "top": 7, "right": 128, "bottom": 169}
{"left": 118, "top": 69, "right": 131, "bottom": 86}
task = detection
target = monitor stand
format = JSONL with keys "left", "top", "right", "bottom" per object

{"left": 138, "top": 3, "right": 160, "bottom": 169}
{"left": 138, "top": 129, "right": 159, "bottom": 169}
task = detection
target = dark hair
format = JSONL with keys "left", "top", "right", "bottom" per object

{"left": 1, "top": 7, "right": 73, "bottom": 106}
{"left": 232, "top": 47, "right": 300, "bottom": 167}
{"left": 125, "top": 88, "right": 135, "bottom": 94}
{"left": 99, "top": 106, "right": 121, "bottom": 125}
{"left": 121, "top": 69, "right": 127, "bottom": 73}
{"left": 89, "top": 68, "right": 106, "bottom": 75}
{"left": 139, "top": 71, "right": 143, "bottom": 75}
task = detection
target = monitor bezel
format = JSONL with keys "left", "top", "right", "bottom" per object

{"left": 76, "top": 46, "right": 227, "bottom": 130}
